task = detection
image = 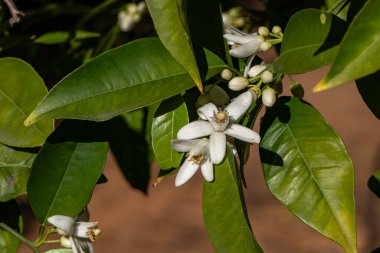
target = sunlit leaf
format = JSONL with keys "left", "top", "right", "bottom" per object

{"left": 25, "top": 38, "right": 225, "bottom": 125}
{"left": 34, "top": 30, "right": 100, "bottom": 45}
{"left": 28, "top": 141, "right": 108, "bottom": 224}
{"left": 0, "top": 143, "right": 35, "bottom": 201}
{"left": 0, "top": 58, "right": 54, "bottom": 147}
{"left": 315, "top": 0, "right": 380, "bottom": 91}
{"left": 260, "top": 97, "right": 356, "bottom": 253}
{"left": 273, "top": 9, "right": 345, "bottom": 74}
{"left": 203, "top": 148, "right": 263, "bottom": 253}
{"left": 146, "top": 0, "right": 203, "bottom": 92}
{"left": 152, "top": 95, "right": 188, "bottom": 170}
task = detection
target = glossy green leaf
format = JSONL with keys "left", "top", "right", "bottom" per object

{"left": 260, "top": 97, "right": 356, "bottom": 253}
{"left": 152, "top": 95, "right": 188, "bottom": 170}
{"left": 0, "top": 200, "right": 22, "bottom": 253}
{"left": 368, "top": 170, "right": 380, "bottom": 198}
{"left": 315, "top": 0, "right": 380, "bottom": 91}
{"left": 356, "top": 71, "right": 380, "bottom": 119}
{"left": 25, "top": 38, "right": 225, "bottom": 125}
{"left": 0, "top": 58, "right": 54, "bottom": 147}
{"left": 146, "top": 0, "right": 203, "bottom": 93}
{"left": 27, "top": 142, "right": 108, "bottom": 224}
{"left": 273, "top": 9, "right": 346, "bottom": 74}
{"left": 0, "top": 143, "right": 35, "bottom": 201}
{"left": 34, "top": 30, "right": 100, "bottom": 45}
{"left": 203, "top": 148, "right": 263, "bottom": 253}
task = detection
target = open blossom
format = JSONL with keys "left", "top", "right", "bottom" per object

{"left": 48, "top": 214, "right": 101, "bottom": 253}
{"left": 177, "top": 90, "right": 260, "bottom": 164}
{"left": 223, "top": 33, "right": 264, "bottom": 58}
{"left": 171, "top": 138, "right": 213, "bottom": 186}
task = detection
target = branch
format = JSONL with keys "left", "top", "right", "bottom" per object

{"left": 3, "top": 0, "right": 25, "bottom": 26}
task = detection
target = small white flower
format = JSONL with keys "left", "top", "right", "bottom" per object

{"left": 262, "top": 87, "right": 276, "bottom": 107}
{"left": 223, "top": 33, "right": 264, "bottom": 58}
{"left": 248, "top": 65, "right": 266, "bottom": 78}
{"left": 260, "top": 41, "right": 272, "bottom": 52}
{"left": 48, "top": 214, "right": 101, "bottom": 253}
{"left": 258, "top": 26, "right": 269, "bottom": 36}
{"left": 272, "top": 25, "right": 282, "bottom": 35}
{"left": 220, "top": 69, "right": 234, "bottom": 81}
{"left": 261, "top": 70, "right": 273, "bottom": 83}
{"left": 228, "top": 76, "right": 249, "bottom": 91}
{"left": 177, "top": 91, "right": 260, "bottom": 164}
{"left": 171, "top": 138, "right": 213, "bottom": 186}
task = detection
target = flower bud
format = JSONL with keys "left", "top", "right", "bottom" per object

{"left": 207, "top": 85, "right": 230, "bottom": 106}
{"left": 272, "top": 26, "right": 282, "bottom": 35}
{"left": 261, "top": 70, "right": 273, "bottom": 83}
{"left": 220, "top": 69, "right": 234, "bottom": 80}
{"left": 258, "top": 26, "right": 269, "bottom": 36}
{"left": 290, "top": 82, "right": 304, "bottom": 99}
{"left": 126, "top": 3, "right": 137, "bottom": 14}
{"left": 262, "top": 87, "right": 276, "bottom": 107}
{"left": 136, "top": 2, "right": 146, "bottom": 13}
{"left": 248, "top": 65, "right": 266, "bottom": 78}
{"left": 228, "top": 76, "right": 249, "bottom": 91}
{"left": 60, "top": 236, "right": 72, "bottom": 248}
{"left": 260, "top": 41, "right": 272, "bottom": 52}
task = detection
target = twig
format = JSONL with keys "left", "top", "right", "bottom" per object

{"left": 3, "top": 0, "right": 25, "bottom": 26}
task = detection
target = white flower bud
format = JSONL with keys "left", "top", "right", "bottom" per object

{"left": 262, "top": 88, "right": 276, "bottom": 107}
{"left": 260, "top": 41, "right": 272, "bottom": 52}
{"left": 258, "top": 26, "right": 269, "bottom": 36}
{"left": 272, "top": 26, "right": 282, "bottom": 35}
{"left": 220, "top": 69, "right": 234, "bottom": 80}
{"left": 60, "top": 236, "right": 72, "bottom": 248}
{"left": 248, "top": 65, "right": 266, "bottom": 78}
{"left": 126, "top": 3, "right": 138, "bottom": 14}
{"left": 136, "top": 2, "right": 146, "bottom": 13}
{"left": 228, "top": 76, "right": 249, "bottom": 91}
{"left": 207, "top": 85, "right": 230, "bottom": 106}
{"left": 261, "top": 70, "right": 273, "bottom": 83}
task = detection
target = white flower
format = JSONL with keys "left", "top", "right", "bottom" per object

{"left": 248, "top": 65, "right": 266, "bottom": 78}
{"left": 228, "top": 76, "right": 249, "bottom": 91}
{"left": 261, "top": 70, "right": 273, "bottom": 83}
{"left": 223, "top": 33, "right": 264, "bottom": 58}
{"left": 177, "top": 90, "right": 260, "bottom": 164}
{"left": 171, "top": 138, "right": 213, "bottom": 186}
{"left": 262, "top": 87, "right": 276, "bottom": 107}
{"left": 48, "top": 215, "right": 101, "bottom": 253}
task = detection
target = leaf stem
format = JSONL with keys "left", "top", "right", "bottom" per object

{"left": 0, "top": 223, "right": 40, "bottom": 253}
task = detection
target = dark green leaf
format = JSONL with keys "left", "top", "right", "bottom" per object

{"left": 315, "top": 0, "right": 380, "bottom": 91}
{"left": 146, "top": 0, "right": 203, "bottom": 92}
{"left": 356, "top": 71, "right": 380, "bottom": 119}
{"left": 273, "top": 9, "right": 346, "bottom": 74}
{"left": 0, "top": 58, "right": 54, "bottom": 147}
{"left": 27, "top": 142, "right": 108, "bottom": 224}
{"left": 0, "top": 143, "right": 35, "bottom": 201}
{"left": 152, "top": 95, "right": 188, "bottom": 170}
{"left": 34, "top": 30, "right": 100, "bottom": 45}
{"left": 260, "top": 97, "right": 356, "bottom": 253}
{"left": 368, "top": 170, "right": 380, "bottom": 198}
{"left": 0, "top": 200, "right": 22, "bottom": 253}
{"left": 25, "top": 38, "right": 225, "bottom": 125}
{"left": 203, "top": 148, "right": 263, "bottom": 253}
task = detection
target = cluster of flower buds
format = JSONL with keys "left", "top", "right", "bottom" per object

{"left": 222, "top": 7, "right": 247, "bottom": 30}
{"left": 118, "top": 2, "right": 146, "bottom": 32}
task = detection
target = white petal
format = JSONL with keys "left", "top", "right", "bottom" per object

{"left": 177, "top": 121, "right": 213, "bottom": 139}
{"left": 197, "top": 103, "right": 218, "bottom": 121}
{"left": 225, "top": 90, "right": 253, "bottom": 121}
{"left": 175, "top": 158, "right": 200, "bottom": 187}
{"left": 223, "top": 34, "right": 259, "bottom": 44}
{"left": 201, "top": 159, "right": 214, "bottom": 181}
{"left": 73, "top": 222, "right": 98, "bottom": 238}
{"left": 262, "top": 87, "right": 276, "bottom": 107}
{"left": 225, "top": 124, "right": 261, "bottom": 143}
{"left": 229, "top": 39, "right": 262, "bottom": 58}
{"left": 47, "top": 215, "right": 75, "bottom": 235}
{"left": 171, "top": 139, "right": 198, "bottom": 152}
{"left": 75, "top": 238, "right": 94, "bottom": 253}
{"left": 69, "top": 237, "right": 81, "bottom": 253}
{"left": 188, "top": 139, "right": 209, "bottom": 156}
{"left": 210, "top": 132, "right": 226, "bottom": 164}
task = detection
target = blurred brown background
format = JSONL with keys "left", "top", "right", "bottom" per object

{"left": 19, "top": 68, "right": 380, "bottom": 253}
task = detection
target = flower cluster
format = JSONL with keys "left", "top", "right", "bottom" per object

{"left": 172, "top": 90, "right": 260, "bottom": 186}
{"left": 118, "top": 2, "right": 146, "bottom": 32}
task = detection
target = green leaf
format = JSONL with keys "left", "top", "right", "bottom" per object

{"left": 0, "top": 58, "right": 54, "bottom": 147}
{"left": 356, "top": 71, "right": 380, "bottom": 119}
{"left": 315, "top": 0, "right": 380, "bottom": 91}
{"left": 203, "top": 148, "right": 263, "bottom": 253}
{"left": 152, "top": 95, "right": 188, "bottom": 170}
{"left": 260, "top": 97, "right": 356, "bottom": 253}
{"left": 34, "top": 30, "right": 100, "bottom": 45}
{"left": 25, "top": 38, "right": 225, "bottom": 125}
{"left": 27, "top": 142, "right": 108, "bottom": 224}
{"left": 146, "top": 0, "right": 203, "bottom": 92}
{"left": 0, "top": 143, "right": 36, "bottom": 201}
{"left": 0, "top": 200, "right": 22, "bottom": 253}
{"left": 368, "top": 170, "right": 380, "bottom": 198}
{"left": 273, "top": 9, "right": 346, "bottom": 74}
